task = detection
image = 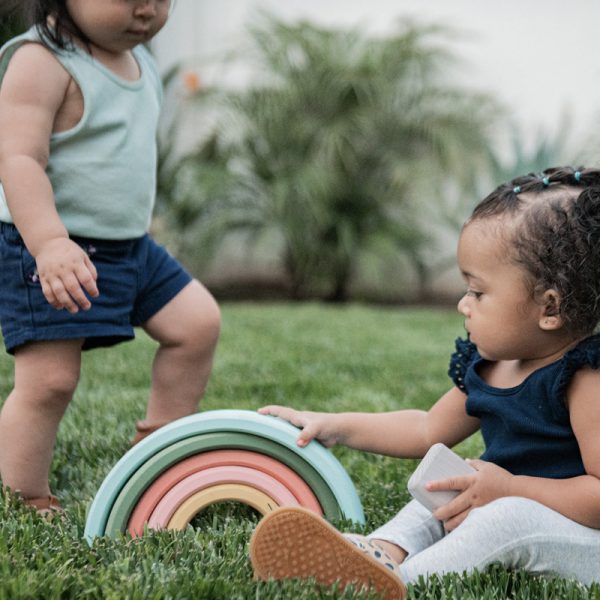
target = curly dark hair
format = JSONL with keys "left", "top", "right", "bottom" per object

{"left": 469, "top": 166, "right": 600, "bottom": 337}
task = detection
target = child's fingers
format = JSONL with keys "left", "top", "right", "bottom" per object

{"left": 41, "top": 270, "right": 94, "bottom": 312}
{"left": 438, "top": 507, "right": 471, "bottom": 531}
{"left": 257, "top": 406, "right": 321, "bottom": 447}
{"left": 84, "top": 254, "right": 99, "bottom": 282}
{"left": 257, "top": 405, "right": 292, "bottom": 421}
{"left": 75, "top": 261, "right": 99, "bottom": 298}
{"left": 433, "top": 492, "right": 471, "bottom": 524}
{"left": 35, "top": 240, "right": 99, "bottom": 310}
{"left": 426, "top": 475, "right": 471, "bottom": 493}
{"left": 257, "top": 405, "right": 281, "bottom": 416}
{"left": 48, "top": 276, "right": 80, "bottom": 313}
{"left": 296, "top": 425, "right": 318, "bottom": 447}
{"left": 63, "top": 272, "right": 94, "bottom": 310}
{"left": 40, "top": 278, "right": 59, "bottom": 309}
{"left": 259, "top": 405, "right": 303, "bottom": 427}
{"left": 465, "top": 458, "right": 483, "bottom": 470}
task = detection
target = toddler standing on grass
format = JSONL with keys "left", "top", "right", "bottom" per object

{"left": 250, "top": 166, "right": 600, "bottom": 599}
{"left": 0, "top": 0, "right": 220, "bottom": 516}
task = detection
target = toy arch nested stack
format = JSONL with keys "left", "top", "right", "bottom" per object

{"left": 84, "top": 409, "right": 365, "bottom": 543}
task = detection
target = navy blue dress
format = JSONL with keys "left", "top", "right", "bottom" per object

{"left": 448, "top": 335, "right": 600, "bottom": 478}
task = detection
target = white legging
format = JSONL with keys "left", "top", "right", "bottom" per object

{"left": 367, "top": 497, "right": 600, "bottom": 585}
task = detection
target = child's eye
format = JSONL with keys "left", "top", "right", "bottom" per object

{"left": 466, "top": 289, "right": 483, "bottom": 299}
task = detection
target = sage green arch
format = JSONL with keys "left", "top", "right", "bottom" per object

{"left": 85, "top": 410, "right": 365, "bottom": 544}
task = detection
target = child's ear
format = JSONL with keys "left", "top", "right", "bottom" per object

{"left": 539, "top": 289, "right": 563, "bottom": 330}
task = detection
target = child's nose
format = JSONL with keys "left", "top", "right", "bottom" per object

{"left": 134, "top": 1, "right": 158, "bottom": 17}
{"left": 457, "top": 294, "right": 470, "bottom": 317}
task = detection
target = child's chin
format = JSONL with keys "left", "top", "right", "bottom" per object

{"left": 471, "top": 340, "right": 488, "bottom": 358}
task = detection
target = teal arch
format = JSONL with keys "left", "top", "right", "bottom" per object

{"left": 84, "top": 410, "right": 365, "bottom": 544}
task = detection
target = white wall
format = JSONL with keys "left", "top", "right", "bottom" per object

{"left": 154, "top": 0, "right": 600, "bottom": 158}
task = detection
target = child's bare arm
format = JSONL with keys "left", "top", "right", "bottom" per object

{"left": 259, "top": 385, "right": 480, "bottom": 456}
{"left": 0, "top": 43, "right": 98, "bottom": 313}
{"left": 0, "top": 44, "right": 70, "bottom": 251}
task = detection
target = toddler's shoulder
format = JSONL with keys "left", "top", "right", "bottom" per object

{"left": 4, "top": 41, "right": 67, "bottom": 78}
{"left": 2, "top": 42, "right": 71, "bottom": 103}
{"left": 561, "top": 334, "right": 600, "bottom": 372}
{"left": 553, "top": 334, "right": 600, "bottom": 404}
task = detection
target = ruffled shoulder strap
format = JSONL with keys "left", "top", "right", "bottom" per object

{"left": 448, "top": 337, "right": 478, "bottom": 392}
{"left": 553, "top": 334, "right": 600, "bottom": 401}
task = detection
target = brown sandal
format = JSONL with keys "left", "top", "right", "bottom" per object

{"left": 22, "top": 494, "right": 64, "bottom": 519}
{"left": 130, "top": 420, "right": 169, "bottom": 446}
{"left": 250, "top": 507, "right": 407, "bottom": 600}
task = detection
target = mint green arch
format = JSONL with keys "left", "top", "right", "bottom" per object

{"left": 84, "top": 410, "right": 365, "bottom": 544}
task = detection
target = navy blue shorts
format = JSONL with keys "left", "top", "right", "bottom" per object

{"left": 0, "top": 223, "right": 192, "bottom": 354}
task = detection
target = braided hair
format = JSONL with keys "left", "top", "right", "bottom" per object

{"left": 469, "top": 166, "right": 600, "bottom": 337}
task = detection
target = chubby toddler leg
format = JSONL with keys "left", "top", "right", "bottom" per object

{"left": 398, "top": 497, "right": 600, "bottom": 585}
{"left": 139, "top": 280, "right": 220, "bottom": 431}
{"left": 368, "top": 499, "right": 446, "bottom": 561}
{"left": 0, "top": 339, "right": 82, "bottom": 499}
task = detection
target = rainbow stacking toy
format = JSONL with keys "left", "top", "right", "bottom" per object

{"left": 84, "top": 409, "right": 365, "bottom": 543}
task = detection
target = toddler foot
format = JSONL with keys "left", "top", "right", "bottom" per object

{"left": 22, "top": 494, "right": 64, "bottom": 520}
{"left": 250, "top": 507, "right": 406, "bottom": 600}
{"left": 343, "top": 533, "right": 404, "bottom": 578}
{"left": 130, "top": 419, "right": 170, "bottom": 446}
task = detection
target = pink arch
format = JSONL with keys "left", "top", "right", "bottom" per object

{"left": 128, "top": 449, "right": 322, "bottom": 536}
{"left": 147, "top": 465, "right": 299, "bottom": 529}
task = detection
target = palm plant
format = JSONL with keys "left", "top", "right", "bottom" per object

{"left": 442, "top": 114, "right": 577, "bottom": 231}
{"left": 164, "top": 15, "right": 500, "bottom": 300}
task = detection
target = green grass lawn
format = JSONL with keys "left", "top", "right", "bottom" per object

{"left": 0, "top": 303, "right": 598, "bottom": 599}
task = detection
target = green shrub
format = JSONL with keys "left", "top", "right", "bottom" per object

{"left": 158, "top": 16, "right": 500, "bottom": 301}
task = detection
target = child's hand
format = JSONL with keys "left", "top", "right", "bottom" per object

{"left": 35, "top": 237, "right": 99, "bottom": 313}
{"left": 428, "top": 459, "right": 513, "bottom": 531}
{"left": 258, "top": 405, "right": 341, "bottom": 448}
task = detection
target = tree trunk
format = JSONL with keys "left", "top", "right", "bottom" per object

{"left": 325, "top": 259, "right": 351, "bottom": 303}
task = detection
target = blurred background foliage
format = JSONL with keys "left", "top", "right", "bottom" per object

{"left": 156, "top": 15, "right": 578, "bottom": 303}
{"left": 0, "top": 11, "right": 579, "bottom": 303}
{"left": 0, "top": 2, "right": 24, "bottom": 47}
{"left": 157, "top": 16, "right": 504, "bottom": 301}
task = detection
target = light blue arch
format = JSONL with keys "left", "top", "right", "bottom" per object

{"left": 84, "top": 409, "right": 365, "bottom": 544}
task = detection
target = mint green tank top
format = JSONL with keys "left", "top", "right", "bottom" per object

{"left": 0, "top": 27, "right": 162, "bottom": 239}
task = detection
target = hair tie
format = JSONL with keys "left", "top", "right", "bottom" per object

{"left": 574, "top": 170, "right": 581, "bottom": 182}
{"left": 513, "top": 185, "right": 521, "bottom": 194}
{"left": 542, "top": 176, "right": 550, "bottom": 187}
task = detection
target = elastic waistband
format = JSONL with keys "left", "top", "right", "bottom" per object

{"left": 0, "top": 221, "right": 145, "bottom": 250}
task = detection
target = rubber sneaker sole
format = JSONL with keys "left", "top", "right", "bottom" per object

{"left": 250, "top": 506, "right": 406, "bottom": 600}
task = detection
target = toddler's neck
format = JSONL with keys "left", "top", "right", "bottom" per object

{"left": 481, "top": 335, "right": 582, "bottom": 389}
